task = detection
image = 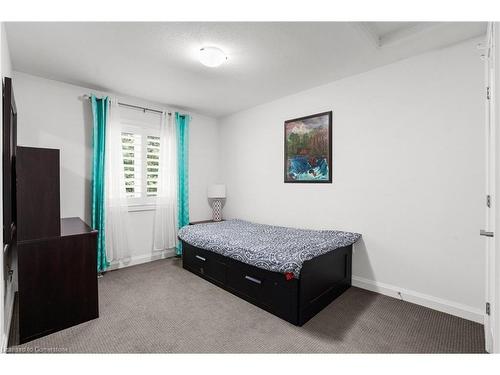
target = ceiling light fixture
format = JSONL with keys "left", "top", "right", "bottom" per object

{"left": 199, "top": 47, "right": 228, "bottom": 67}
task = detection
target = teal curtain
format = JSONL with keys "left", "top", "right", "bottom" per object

{"left": 91, "top": 95, "right": 109, "bottom": 272}
{"left": 176, "top": 112, "right": 190, "bottom": 255}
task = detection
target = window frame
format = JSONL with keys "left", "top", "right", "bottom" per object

{"left": 121, "top": 121, "right": 161, "bottom": 211}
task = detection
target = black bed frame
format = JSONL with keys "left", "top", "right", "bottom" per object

{"left": 181, "top": 241, "right": 352, "bottom": 326}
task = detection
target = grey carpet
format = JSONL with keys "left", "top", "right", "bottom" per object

{"left": 9, "top": 258, "right": 485, "bottom": 353}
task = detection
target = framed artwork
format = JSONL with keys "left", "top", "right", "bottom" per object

{"left": 284, "top": 111, "right": 332, "bottom": 183}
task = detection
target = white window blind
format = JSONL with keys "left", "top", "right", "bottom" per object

{"left": 122, "top": 132, "right": 142, "bottom": 198}
{"left": 121, "top": 127, "right": 161, "bottom": 207}
{"left": 146, "top": 135, "right": 160, "bottom": 197}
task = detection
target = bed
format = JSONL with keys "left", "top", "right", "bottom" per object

{"left": 178, "top": 219, "right": 361, "bottom": 326}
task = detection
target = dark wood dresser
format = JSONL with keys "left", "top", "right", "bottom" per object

{"left": 15, "top": 147, "right": 99, "bottom": 344}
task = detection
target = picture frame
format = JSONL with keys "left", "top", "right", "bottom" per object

{"left": 284, "top": 111, "right": 332, "bottom": 183}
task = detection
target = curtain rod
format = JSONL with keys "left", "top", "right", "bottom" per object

{"left": 83, "top": 94, "right": 173, "bottom": 116}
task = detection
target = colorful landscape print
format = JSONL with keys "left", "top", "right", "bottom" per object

{"left": 285, "top": 111, "right": 332, "bottom": 182}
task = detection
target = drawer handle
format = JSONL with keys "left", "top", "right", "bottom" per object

{"left": 195, "top": 255, "right": 206, "bottom": 262}
{"left": 245, "top": 275, "right": 262, "bottom": 284}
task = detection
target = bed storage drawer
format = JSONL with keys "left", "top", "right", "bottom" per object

{"left": 226, "top": 261, "right": 297, "bottom": 321}
{"left": 181, "top": 240, "right": 351, "bottom": 326}
{"left": 182, "top": 243, "right": 227, "bottom": 284}
{"left": 227, "top": 265, "right": 273, "bottom": 305}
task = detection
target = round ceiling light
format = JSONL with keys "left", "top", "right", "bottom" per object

{"left": 199, "top": 47, "right": 228, "bottom": 67}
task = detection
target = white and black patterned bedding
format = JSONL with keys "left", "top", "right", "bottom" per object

{"left": 178, "top": 219, "right": 361, "bottom": 278}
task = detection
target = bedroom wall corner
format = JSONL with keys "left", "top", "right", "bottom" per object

{"left": 189, "top": 113, "right": 220, "bottom": 222}
{"left": 216, "top": 37, "right": 486, "bottom": 322}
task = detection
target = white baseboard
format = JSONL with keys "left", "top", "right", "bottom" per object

{"left": 2, "top": 284, "right": 15, "bottom": 352}
{"left": 1, "top": 334, "right": 7, "bottom": 353}
{"left": 352, "top": 275, "right": 484, "bottom": 324}
{"left": 107, "top": 249, "right": 176, "bottom": 271}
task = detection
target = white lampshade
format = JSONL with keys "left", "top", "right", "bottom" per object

{"left": 208, "top": 184, "right": 226, "bottom": 198}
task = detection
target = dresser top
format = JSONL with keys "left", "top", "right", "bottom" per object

{"left": 61, "top": 217, "right": 96, "bottom": 237}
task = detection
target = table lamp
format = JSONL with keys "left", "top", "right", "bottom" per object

{"left": 207, "top": 184, "right": 226, "bottom": 222}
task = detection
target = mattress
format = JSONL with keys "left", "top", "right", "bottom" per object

{"left": 178, "top": 219, "right": 361, "bottom": 278}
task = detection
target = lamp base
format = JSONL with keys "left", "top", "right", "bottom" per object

{"left": 212, "top": 199, "right": 223, "bottom": 221}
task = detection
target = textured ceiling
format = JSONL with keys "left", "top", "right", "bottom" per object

{"left": 5, "top": 22, "right": 487, "bottom": 117}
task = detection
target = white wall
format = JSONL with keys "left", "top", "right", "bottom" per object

{"left": 13, "top": 71, "right": 219, "bottom": 269}
{"left": 218, "top": 38, "right": 486, "bottom": 322}
{"left": 0, "top": 22, "right": 12, "bottom": 351}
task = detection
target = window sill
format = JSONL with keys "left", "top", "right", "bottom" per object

{"left": 127, "top": 204, "right": 157, "bottom": 212}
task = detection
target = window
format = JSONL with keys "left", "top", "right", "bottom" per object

{"left": 121, "top": 125, "right": 161, "bottom": 207}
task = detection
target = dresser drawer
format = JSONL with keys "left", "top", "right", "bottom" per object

{"left": 17, "top": 228, "right": 98, "bottom": 343}
{"left": 182, "top": 244, "right": 227, "bottom": 284}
